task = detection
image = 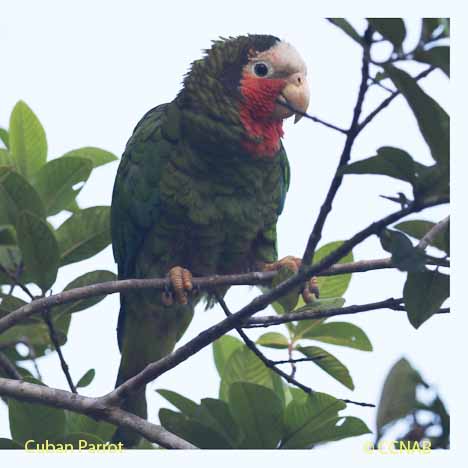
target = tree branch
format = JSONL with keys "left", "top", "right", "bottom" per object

{"left": 41, "top": 308, "right": 77, "bottom": 394}
{"left": 417, "top": 216, "right": 450, "bottom": 251}
{"left": 301, "top": 26, "right": 373, "bottom": 266}
{"left": 0, "top": 352, "right": 22, "bottom": 380}
{"left": 0, "top": 377, "right": 195, "bottom": 449}
{"left": 0, "top": 255, "right": 447, "bottom": 337}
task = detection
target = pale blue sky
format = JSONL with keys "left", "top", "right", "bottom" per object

{"left": 0, "top": 1, "right": 457, "bottom": 465}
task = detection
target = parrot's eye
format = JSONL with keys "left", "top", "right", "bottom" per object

{"left": 253, "top": 62, "right": 271, "bottom": 77}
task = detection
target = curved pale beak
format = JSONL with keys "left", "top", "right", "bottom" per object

{"left": 272, "top": 72, "right": 310, "bottom": 123}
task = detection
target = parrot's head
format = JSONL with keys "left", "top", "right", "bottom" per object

{"left": 179, "top": 35, "right": 309, "bottom": 158}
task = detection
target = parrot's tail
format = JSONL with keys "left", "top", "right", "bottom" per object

{"left": 111, "top": 296, "right": 194, "bottom": 448}
{"left": 111, "top": 364, "right": 147, "bottom": 447}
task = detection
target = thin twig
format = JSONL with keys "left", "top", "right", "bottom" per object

{"left": 357, "top": 66, "right": 436, "bottom": 133}
{"left": 42, "top": 308, "right": 77, "bottom": 394}
{"left": 273, "top": 357, "right": 326, "bottom": 365}
{"left": 275, "top": 100, "right": 348, "bottom": 134}
{"left": 215, "top": 293, "right": 315, "bottom": 395}
{"left": 368, "top": 76, "right": 394, "bottom": 93}
{"left": 0, "top": 264, "right": 34, "bottom": 300}
{"left": 301, "top": 26, "right": 373, "bottom": 267}
{"left": 0, "top": 352, "right": 22, "bottom": 380}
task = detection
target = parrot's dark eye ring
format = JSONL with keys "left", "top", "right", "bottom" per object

{"left": 253, "top": 62, "right": 270, "bottom": 77}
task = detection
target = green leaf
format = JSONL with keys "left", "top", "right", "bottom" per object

{"left": 328, "top": 18, "right": 363, "bottom": 44}
{"left": 301, "top": 321, "right": 372, "bottom": 351}
{"left": 0, "top": 225, "right": 16, "bottom": 245}
{"left": 212, "top": 335, "right": 243, "bottom": 377}
{"left": 229, "top": 382, "right": 283, "bottom": 449}
{"left": 413, "top": 163, "right": 449, "bottom": 200}
{"left": 62, "top": 147, "right": 118, "bottom": 168}
{"left": 65, "top": 413, "right": 115, "bottom": 442}
{"left": 32, "top": 157, "right": 93, "bottom": 216}
{"left": 76, "top": 369, "right": 95, "bottom": 388}
{"left": 376, "top": 358, "right": 424, "bottom": 434}
{"left": 9, "top": 378, "right": 66, "bottom": 444}
{"left": 0, "top": 127, "right": 9, "bottom": 148}
{"left": 16, "top": 211, "right": 59, "bottom": 291}
{"left": 56, "top": 206, "right": 111, "bottom": 266}
{"left": 220, "top": 346, "right": 284, "bottom": 405}
{"left": 0, "top": 149, "right": 11, "bottom": 165}
{"left": 159, "top": 408, "right": 231, "bottom": 449}
{"left": 157, "top": 389, "right": 198, "bottom": 417}
{"left": 9, "top": 101, "right": 47, "bottom": 178}
{"left": 271, "top": 266, "right": 300, "bottom": 313}
{"left": 368, "top": 18, "right": 406, "bottom": 50}
{"left": 197, "top": 398, "right": 241, "bottom": 447}
{"left": 0, "top": 167, "right": 46, "bottom": 225}
{"left": 414, "top": 46, "right": 449, "bottom": 77}
{"left": 0, "top": 438, "right": 22, "bottom": 449}
{"left": 54, "top": 270, "right": 116, "bottom": 317}
{"left": 341, "top": 147, "right": 416, "bottom": 184}
{"left": 313, "top": 241, "right": 354, "bottom": 298}
{"left": 395, "top": 219, "right": 449, "bottom": 255}
{"left": 256, "top": 332, "right": 289, "bottom": 349}
{"left": 384, "top": 65, "right": 449, "bottom": 169}
{"left": 281, "top": 392, "right": 346, "bottom": 449}
{"left": 403, "top": 270, "right": 449, "bottom": 328}
{"left": 297, "top": 345, "right": 355, "bottom": 390}
{"left": 380, "top": 228, "right": 426, "bottom": 272}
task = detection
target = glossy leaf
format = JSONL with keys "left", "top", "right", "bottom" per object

{"left": 9, "top": 101, "right": 47, "bottom": 178}
{"left": 414, "top": 46, "right": 449, "bottom": 77}
{"left": 403, "top": 270, "right": 449, "bottom": 328}
{"left": 328, "top": 19, "right": 363, "bottom": 44}
{"left": 256, "top": 332, "right": 289, "bottom": 349}
{"left": 368, "top": 18, "right": 406, "bottom": 49}
{"left": 281, "top": 392, "right": 346, "bottom": 449}
{"left": 54, "top": 270, "right": 116, "bottom": 316}
{"left": 229, "top": 382, "right": 283, "bottom": 449}
{"left": 313, "top": 241, "right": 354, "bottom": 298}
{"left": 56, "top": 206, "right": 111, "bottom": 266}
{"left": 380, "top": 228, "right": 426, "bottom": 272}
{"left": 0, "top": 149, "right": 11, "bottom": 165}
{"left": 65, "top": 413, "right": 115, "bottom": 442}
{"left": 76, "top": 369, "right": 95, "bottom": 388}
{"left": 157, "top": 389, "right": 198, "bottom": 417}
{"left": 0, "top": 167, "right": 46, "bottom": 224}
{"left": 385, "top": 65, "right": 449, "bottom": 169}
{"left": 341, "top": 147, "right": 416, "bottom": 184}
{"left": 62, "top": 146, "right": 118, "bottom": 168}
{"left": 212, "top": 335, "right": 243, "bottom": 377}
{"left": 219, "top": 346, "right": 284, "bottom": 405}
{"left": 297, "top": 345, "right": 355, "bottom": 390}
{"left": 16, "top": 211, "right": 59, "bottom": 291}
{"left": 376, "top": 358, "right": 424, "bottom": 434}
{"left": 301, "top": 321, "right": 372, "bottom": 351}
{"left": 0, "top": 438, "right": 22, "bottom": 449}
{"left": 32, "top": 156, "right": 93, "bottom": 216}
{"left": 271, "top": 266, "right": 300, "bottom": 313}
{"left": 0, "top": 127, "right": 9, "bottom": 148}
{"left": 159, "top": 408, "right": 231, "bottom": 449}
{"left": 9, "top": 378, "right": 66, "bottom": 444}
{"left": 395, "top": 219, "right": 449, "bottom": 255}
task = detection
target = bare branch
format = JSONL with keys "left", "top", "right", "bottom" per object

{"left": 417, "top": 216, "right": 450, "bottom": 251}
{"left": 42, "top": 308, "right": 77, "bottom": 394}
{"left": 0, "top": 377, "right": 195, "bottom": 449}
{"left": 0, "top": 255, "right": 447, "bottom": 337}
{"left": 301, "top": 26, "right": 373, "bottom": 266}
{"left": 0, "top": 352, "right": 22, "bottom": 380}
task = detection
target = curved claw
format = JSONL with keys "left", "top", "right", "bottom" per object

{"left": 162, "top": 266, "right": 193, "bottom": 305}
{"left": 263, "top": 256, "right": 320, "bottom": 304}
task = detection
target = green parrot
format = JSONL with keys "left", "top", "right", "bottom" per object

{"left": 111, "top": 34, "right": 313, "bottom": 446}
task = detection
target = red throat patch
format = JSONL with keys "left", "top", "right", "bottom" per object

{"left": 239, "top": 73, "right": 286, "bottom": 158}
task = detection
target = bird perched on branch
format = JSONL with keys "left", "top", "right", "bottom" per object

{"left": 111, "top": 34, "right": 314, "bottom": 446}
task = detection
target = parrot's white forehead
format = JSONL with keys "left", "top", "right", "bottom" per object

{"left": 252, "top": 41, "right": 307, "bottom": 75}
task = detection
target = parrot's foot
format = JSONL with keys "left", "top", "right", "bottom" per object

{"left": 162, "top": 266, "right": 193, "bottom": 305}
{"left": 263, "top": 256, "right": 319, "bottom": 303}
